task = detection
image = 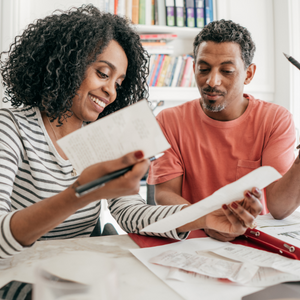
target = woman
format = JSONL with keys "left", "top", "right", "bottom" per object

{"left": 0, "top": 5, "right": 261, "bottom": 259}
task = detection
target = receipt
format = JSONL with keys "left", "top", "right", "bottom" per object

{"left": 142, "top": 166, "right": 282, "bottom": 233}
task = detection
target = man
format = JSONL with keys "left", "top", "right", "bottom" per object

{"left": 147, "top": 19, "right": 296, "bottom": 241}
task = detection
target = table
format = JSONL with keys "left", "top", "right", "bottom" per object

{"left": 0, "top": 234, "right": 183, "bottom": 300}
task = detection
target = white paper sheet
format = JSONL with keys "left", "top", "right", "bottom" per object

{"left": 57, "top": 100, "right": 170, "bottom": 174}
{"left": 212, "top": 244, "right": 300, "bottom": 277}
{"left": 142, "top": 166, "right": 282, "bottom": 233}
{"left": 130, "top": 238, "right": 263, "bottom": 300}
{"left": 150, "top": 250, "right": 258, "bottom": 284}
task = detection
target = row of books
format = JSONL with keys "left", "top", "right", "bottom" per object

{"left": 148, "top": 54, "right": 196, "bottom": 87}
{"left": 141, "top": 33, "right": 177, "bottom": 55}
{"left": 97, "top": 0, "right": 214, "bottom": 28}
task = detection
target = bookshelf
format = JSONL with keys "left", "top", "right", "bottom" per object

{"left": 135, "top": 25, "right": 200, "bottom": 102}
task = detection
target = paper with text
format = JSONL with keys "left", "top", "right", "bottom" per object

{"left": 212, "top": 244, "right": 300, "bottom": 277}
{"left": 141, "top": 166, "right": 281, "bottom": 233}
{"left": 150, "top": 250, "right": 258, "bottom": 284}
{"left": 57, "top": 100, "right": 170, "bottom": 173}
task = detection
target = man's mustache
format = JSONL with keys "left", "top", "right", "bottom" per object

{"left": 202, "top": 87, "right": 225, "bottom": 96}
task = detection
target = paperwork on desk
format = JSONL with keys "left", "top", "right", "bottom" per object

{"left": 142, "top": 166, "right": 282, "bottom": 234}
{"left": 130, "top": 238, "right": 300, "bottom": 300}
{"left": 57, "top": 100, "right": 170, "bottom": 174}
{"left": 256, "top": 211, "right": 300, "bottom": 249}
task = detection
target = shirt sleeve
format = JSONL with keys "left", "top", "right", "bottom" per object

{"left": 147, "top": 110, "right": 184, "bottom": 185}
{"left": 107, "top": 194, "right": 189, "bottom": 240}
{"left": 0, "top": 111, "right": 27, "bottom": 259}
{"left": 262, "top": 107, "right": 296, "bottom": 174}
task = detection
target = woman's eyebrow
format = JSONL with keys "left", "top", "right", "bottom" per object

{"left": 97, "top": 60, "right": 126, "bottom": 78}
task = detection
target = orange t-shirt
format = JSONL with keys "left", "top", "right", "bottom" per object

{"left": 147, "top": 94, "right": 296, "bottom": 212}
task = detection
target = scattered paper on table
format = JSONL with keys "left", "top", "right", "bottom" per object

{"left": 142, "top": 166, "right": 282, "bottom": 233}
{"left": 57, "top": 100, "right": 170, "bottom": 174}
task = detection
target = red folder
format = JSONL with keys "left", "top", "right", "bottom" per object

{"left": 129, "top": 229, "right": 300, "bottom": 260}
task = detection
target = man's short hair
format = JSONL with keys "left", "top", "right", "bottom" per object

{"left": 193, "top": 19, "right": 256, "bottom": 68}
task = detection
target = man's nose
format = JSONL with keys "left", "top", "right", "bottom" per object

{"left": 206, "top": 71, "right": 221, "bottom": 87}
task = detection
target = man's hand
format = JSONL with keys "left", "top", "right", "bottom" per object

{"left": 204, "top": 187, "right": 263, "bottom": 241}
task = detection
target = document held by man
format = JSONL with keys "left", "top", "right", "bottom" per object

{"left": 142, "top": 166, "right": 282, "bottom": 234}
{"left": 57, "top": 100, "right": 170, "bottom": 174}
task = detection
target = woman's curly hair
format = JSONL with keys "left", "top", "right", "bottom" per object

{"left": 193, "top": 19, "right": 256, "bottom": 68}
{"left": 0, "top": 4, "right": 148, "bottom": 123}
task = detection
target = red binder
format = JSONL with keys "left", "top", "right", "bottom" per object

{"left": 129, "top": 229, "right": 300, "bottom": 260}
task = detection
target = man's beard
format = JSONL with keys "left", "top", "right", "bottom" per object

{"left": 202, "top": 100, "right": 227, "bottom": 112}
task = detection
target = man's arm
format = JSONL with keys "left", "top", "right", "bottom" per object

{"left": 266, "top": 155, "right": 300, "bottom": 219}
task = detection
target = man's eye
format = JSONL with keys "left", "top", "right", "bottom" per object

{"left": 199, "top": 69, "right": 209, "bottom": 72}
{"left": 223, "top": 70, "right": 234, "bottom": 74}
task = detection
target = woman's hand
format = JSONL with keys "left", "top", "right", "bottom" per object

{"left": 71, "top": 150, "right": 150, "bottom": 202}
{"left": 203, "top": 187, "right": 263, "bottom": 242}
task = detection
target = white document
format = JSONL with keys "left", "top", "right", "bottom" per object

{"left": 130, "top": 238, "right": 263, "bottom": 300}
{"left": 142, "top": 166, "right": 282, "bottom": 233}
{"left": 212, "top": 244, "right": 300, "bottom": 277}
{"left": 57, "top": 100, "right": 170, "bottom": 174}
{"left": 150, "top": 250, "right": 258, "bottom": 284}
{"left": 256, "top": 211, "right": 300, "bottom": 249}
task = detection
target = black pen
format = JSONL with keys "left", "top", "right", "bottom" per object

{"left": 75, "top": 153, "right": 164, "bottom": 197}
{"left": 283, "top": 52, "right": 300, "bottom": 70}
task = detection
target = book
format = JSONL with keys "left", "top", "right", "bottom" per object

{"left": 180, "top": 55, "right": 193, "bottom": 87}
{"left": 152, "top": 55, "right": 165, "bottom": 86}
{"left": 156, "top": 55, "right": 172, "bottom": 87}
{"left": 165, "top": 0, "right": 175, "bottom": 26}
{"left": 194, "top": 0, "right": 204, "bottom": 28}
{"left": 157, "top": 0, "right": 166, "bottom": 26}
{"left": 171, "top": 56, "right": 183, "bottom": 87}
{"left": 145, "top": 0, "right": 152, "bottom": 25}
{"left": 125, "top": 0, "right": 132, "bottom": 20}
{"left": 132, "top": 0, "right": 139, "bottom": 24}
{"left": 204, "top": 0, "right": 213, "bottom": 25}
{"left": 147, "top": 54, "right": 158, "bottom": 85}
{"left": 164, "top": 56, "right": 176, "bottom": 86}
{"left": 151, "top": 0, "right": 155, "bottom": 25}
{"left": 139, "top": 0, "right": 146, "bottom": 24}
{"left": 149, "top": 54, "right": 162, "bottom": 86}
{"left": 139, "top": 33, "right": 177, "bottom": 41}
{"left": 117, "top": 0, "right": 126, "bottom": 16}
{"left": 185, "top": 0, "right": 195, "bottom": 27}
{"left": 174, "top": 0, "right": 184, "bottom": 27}
{"left": 114, "top": 0, "right": 118, "bottom": 14}
{"left": 165, "top": 56, "right": 178, "bottom": 86}
{"left": 176, "top": 56, "right": 187, "bottom": 86}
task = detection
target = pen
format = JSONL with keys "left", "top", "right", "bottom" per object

{"left": 75, "top": 153, "right": 164, "bottom": 197}
{"left": 283, "top": 52, "right": 300, "bottom": 70}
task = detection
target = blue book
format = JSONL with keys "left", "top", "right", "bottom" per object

{"left": 165, "top": 0, "right": 175, "bottom": 26}
{"left": 194, "top": 0, "right": 204, "bottom": 28}
{"left": 185, "top": 0, "right": 195, "bottom": 28}
{"left": 174, "top": 0, "right": 184, "bottom": 27}
{"left": 204, "top": 0, "right": 213, "bottom": 25}
{"left": 147, "top": 54, "right": 158, "bottom": 85}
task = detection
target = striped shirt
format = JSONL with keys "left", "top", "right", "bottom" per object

{"left": 0, "top": 107, "right": 186, "bottom": 259}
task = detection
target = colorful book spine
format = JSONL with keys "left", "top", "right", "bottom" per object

{"left": 114, "top": 0, "right": 119, "bottom": 14}
{"left": 139, "top": 0, "right": 146, "bottom": 24}
{"left": 194, "top": 0, "right": 204, "bottom": 28}
{"left": 180, "top": 56, "right": 193, "bottom": 87}
{"left": 147, "top": 54, "right": 158, "bottom": 85}
{"left": 165, "top": 0, "right": 175, "bottom": 26}
{"left": 163, "top": 56, "right": 175, "bottom": 86}
{"left": 176, "top": 56, "right": 187, "bottom": 86}
{"left": 139, "top": 33, "right": 177, "bottom": 40}
{"left": 166, "top": 56, "right": 178, "bottom": 86}
{"left": 185, "top": 0, "right": 196, "bottom": 28}
{"left": 174, "top": 0, "right": 184, "bottom": 27}
{"left": 149, "top": 54, "right": 162, "bottom": 86}
{"left": 171, "top": 56, "right": 183, "bottom": 87}
{"left": 156, "top": 55, "right": 172, "bottom": 87}
{"left": 132, "top": 0, "right": 139, "bottom": 24}
{"left": 204, "top": 0, "right": 213, "bottom": 25}
{"left": 151, "top": 0, "right": 155, "bottom": 25}
{"left": 153, "top": 55, "right": 165, "bottom": 86}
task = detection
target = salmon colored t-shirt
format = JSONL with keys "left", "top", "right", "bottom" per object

{"left": 147, "top": 94, "right": 296, "bottom": 212}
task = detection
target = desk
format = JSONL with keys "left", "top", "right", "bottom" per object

{"left": 0, "top": 234, "right": 183, "bottom": 300}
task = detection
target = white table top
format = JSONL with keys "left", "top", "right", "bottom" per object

{"left": 0, "top": 234, "right": 183, "bottom": 300}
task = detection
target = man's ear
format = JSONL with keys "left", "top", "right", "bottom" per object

{"left": 244, "top": 63, "right": 256, "bottom": 85}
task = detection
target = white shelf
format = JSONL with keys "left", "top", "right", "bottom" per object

{"left": 135, "top": 25, "right": 201, "bottom": 39}
{"left": 149, "top": 87, "right": 199, "bottom": 101}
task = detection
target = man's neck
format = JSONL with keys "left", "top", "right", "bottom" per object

{"left": 200, "top": 97, "right": 249, "bottom": 121}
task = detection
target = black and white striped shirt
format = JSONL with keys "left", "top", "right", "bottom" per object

{"left": 0, "top": 107, "right": 186, "bottom": 259}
